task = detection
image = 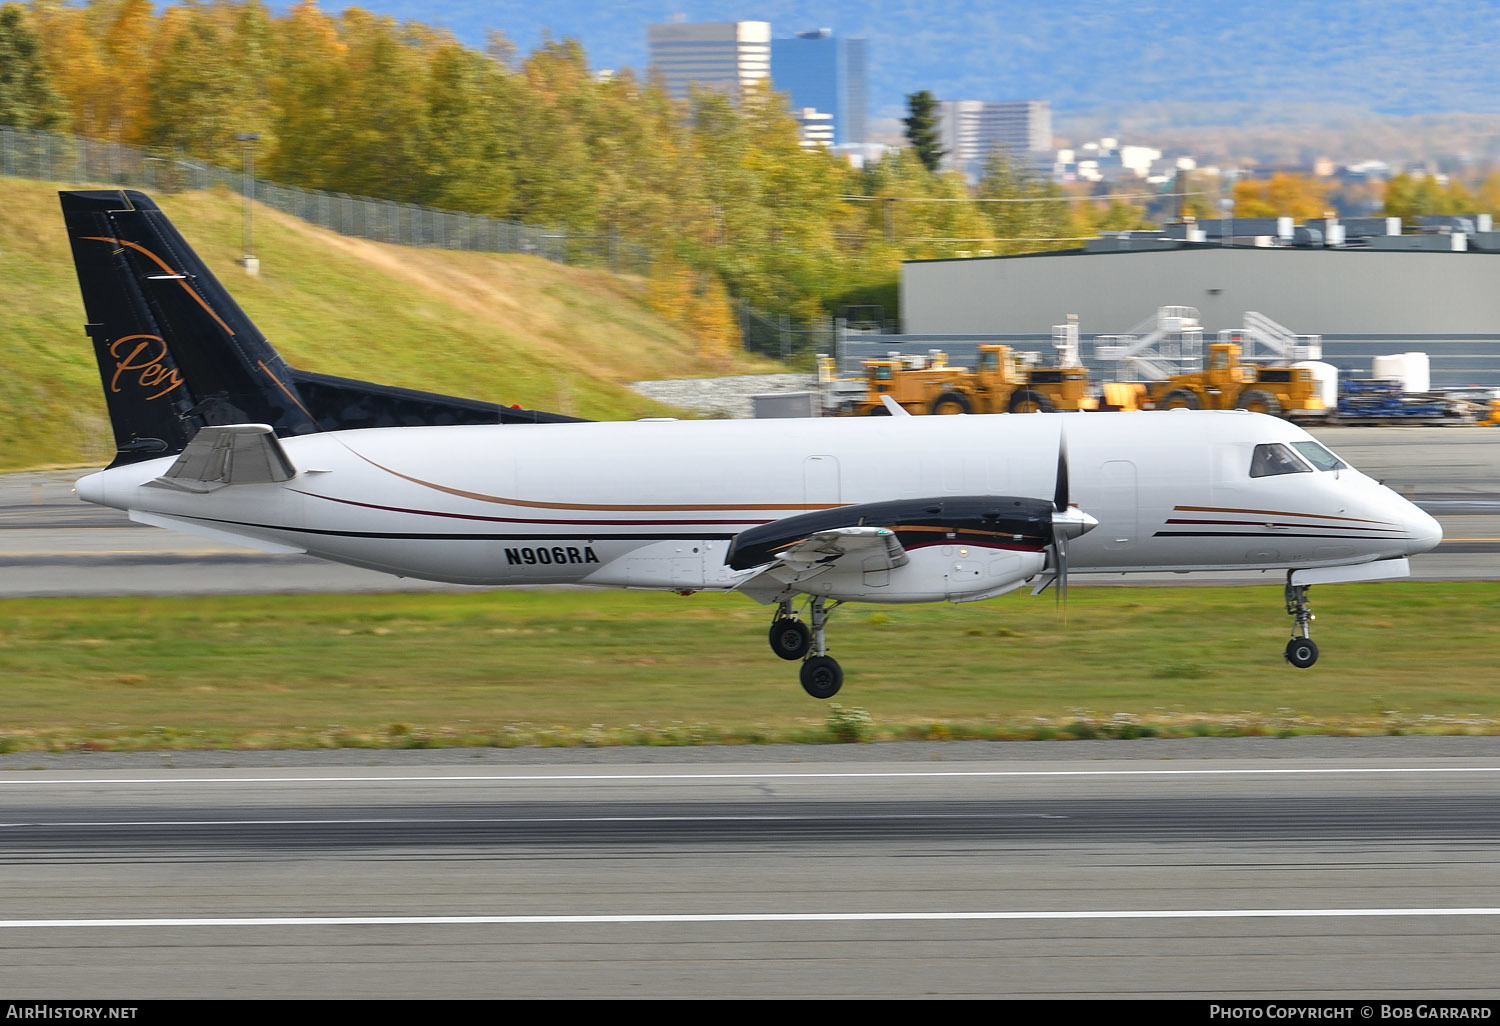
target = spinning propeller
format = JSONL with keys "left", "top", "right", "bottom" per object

{"left": 1043, "top": 431, "right": 1098, "bottom": 612}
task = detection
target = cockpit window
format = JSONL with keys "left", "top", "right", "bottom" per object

{"left": 1290, "top": 441, "right": 1346, "bottom": 472}
{"left": 1250, "top": 442, "right": 1312, "bottom": 478}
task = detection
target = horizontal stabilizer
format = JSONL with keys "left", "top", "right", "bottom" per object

{"left": 148, "top": 424, "right": 296, "bottom": 493}
{"left": 128, "top": 510, "right": 307, "bottom": 555}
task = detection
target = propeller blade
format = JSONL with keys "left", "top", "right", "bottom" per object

{"left": 1052, "top": 429, "right": 1070, "bottom": 615}
{"left": 1052, "top": 523, "right": 1068, "bottom": 615}
{"left": 1054, "top": 432, "right": 1069, "bottom": 513}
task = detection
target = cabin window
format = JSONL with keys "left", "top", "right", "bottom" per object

{"left": 1290, "top": 441, "right": 1346, "bottom": 472}
{"left": 1249, "top": 442, "right": 1311, "bottom": 478}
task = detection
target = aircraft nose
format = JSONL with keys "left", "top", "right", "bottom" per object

{"left": 1403, "top": 504, "right": 1443, "bottom": 555}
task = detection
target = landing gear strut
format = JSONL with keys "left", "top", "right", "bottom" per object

{"left": 1284, "top": 578, "right": 1319, "bottom": 668}
{"left": 776, "top": 597, "right": 843, "bottom": 699}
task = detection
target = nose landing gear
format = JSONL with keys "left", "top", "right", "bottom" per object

{"left": 769, "top": 598, "right": 844, "bottom": 698}
{"left": 1284, "top": 579, "right": 1319, "bottom": 668}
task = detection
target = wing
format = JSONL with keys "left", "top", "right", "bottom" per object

{"left": 766, "top": 525, "right": 910, "bottom": 575}
{"left": 733, "top": 526, "right": 909, "bottom": 602}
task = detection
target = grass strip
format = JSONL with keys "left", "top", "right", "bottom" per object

{"left": 0, "top": 583, "right": 1496, "bottom": 751}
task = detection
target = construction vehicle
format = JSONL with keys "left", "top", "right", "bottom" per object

{"left": 1094, "top": 307, "right": 1326, "bottom": 417}
{"left": 820, "top": 344, "right": 1094, "bottom": 416}
{"left": 1146, "top": 341, "right": 1326, "bottom": 416}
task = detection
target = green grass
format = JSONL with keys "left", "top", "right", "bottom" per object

{"left": 0, "top": 582, "right": 1496, "bottom": 752}
{"left": 0, "top": 178, "right": 780, "bottom": 472}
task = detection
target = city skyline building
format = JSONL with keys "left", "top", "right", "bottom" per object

{"left": 646, "top": 20, "right": 771, "bottom": 102}
{"left": 770, "top": 29, "right": 868, "bottom": 146}
{"left": 938, "top": 99, "right": 1053, "bottom": 177}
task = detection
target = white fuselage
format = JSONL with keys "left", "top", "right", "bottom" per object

{"left": 75, "top": 411, "right": 1442, "bottom": 598}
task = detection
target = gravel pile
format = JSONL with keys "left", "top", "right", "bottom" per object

{"left": 629, "top": 374, "right": 818, "bottom": 419}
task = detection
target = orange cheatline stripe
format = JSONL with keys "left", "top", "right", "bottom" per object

{"left": 81, "top": 236, "right": 234, "bottom": 336}
{"left": 1175, "top": 504, "right": 1389, "bottom": 525}
{"left": 346, "top": 449, "right": 844, "bottom": 513}
{"left": 256, "top": 361, "right": 319, "bottom": 426}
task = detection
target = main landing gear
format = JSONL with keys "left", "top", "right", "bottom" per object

{"left": 769, "top": 597, "right": 844, "bottom": 699}
{"left": 1284, "top": 577, "right": 1319, "bottom": 668}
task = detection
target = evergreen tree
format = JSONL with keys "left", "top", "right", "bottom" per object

{"left": 903, "top": 90, "right": 943, "bottom": 173}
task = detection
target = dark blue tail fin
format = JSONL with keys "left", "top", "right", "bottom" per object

{"left": 60, "top": 189, "right": 580, "bottom": 467}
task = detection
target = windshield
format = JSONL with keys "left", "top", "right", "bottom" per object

{"left": 1250, "top": 442, "right": 1312, "bottom": 478}
{"left": 1290, "top": 440, "right": 1347, "bottom": 472}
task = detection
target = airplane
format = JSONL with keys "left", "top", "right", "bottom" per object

{"left": 60, "top": 189, "right": 1443, "bottom": 699}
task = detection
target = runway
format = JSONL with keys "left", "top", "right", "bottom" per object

{"left": 0, "top": 738, "right": 1497, "bottom": 999}
{"left": 1, "top": 426, "right": 1497, "bottom": 595}
{"left": 2, "top": 427, "right": 1497, "bottom": 998}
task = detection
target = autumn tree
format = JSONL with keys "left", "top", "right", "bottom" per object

{"left": 140, "top": 1, "right": 273, "bottom": 167}
{"left": 1231, "top": 172, "right": 1331, "bottom": 221}
{"left": 0, "top": 3, "right": 68, "bottom": 129}
{"left": 1382, "top": 172, "right": 1487, "bottom": 220}
{"left": 976, "top": 149, "right": 1071, "bottom": 255}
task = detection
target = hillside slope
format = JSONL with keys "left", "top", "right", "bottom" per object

{"left": 0, "top": 180, "right": 775, "bottom": 472}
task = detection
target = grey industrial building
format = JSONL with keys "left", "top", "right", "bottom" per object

{"left": 895, "top": 217, "right": 1500, "bottom": 388}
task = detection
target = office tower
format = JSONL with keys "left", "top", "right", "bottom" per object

{"left": 647, "top": 21, "right": 772, "bottom": 102}
{"left": 770, "top": 28, "right": 868, "bottom": 145}
{"left": 938, "top": 100, "right": 1053, "bottom": 175}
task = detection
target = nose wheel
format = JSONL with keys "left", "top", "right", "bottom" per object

{"left": 771, "top": 598, "right": 844, "bottom": 698}
{"left": 1283, "top": 579, "right": 1319, "bottom": 668}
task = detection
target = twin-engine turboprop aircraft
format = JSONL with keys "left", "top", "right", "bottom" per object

{"left": 61, "top": 190, "right": 1442, "bottom": 698}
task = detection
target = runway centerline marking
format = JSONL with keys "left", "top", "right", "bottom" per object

{"left": 3, "top": 766, "right": 1500, "bottom": 787}
{"left": 1, "top": 908, "right": 1498, "bottom": 929}
{"left": 0, "top": 812, "right": 1070, "bottom": 828}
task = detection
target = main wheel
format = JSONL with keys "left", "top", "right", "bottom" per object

{"left": 1009, "top": 389, "right": 1056, "bottom": 414}
{"left": 799, "top": 655, "right": 843, "bottom": 699}
{"left": 1237, "top": 389, "right": 1283, "bottom": 417}
{"left": 1161, "top": 388, "right": 1202, "bottom": 410}
{"left": 930, "top": 392, "right": 972, "bottom": 415}
{"left": 768, "top": 618, "right": 812, "bottom": 661}
{"left": 1284, "top": 636, "right": 1319, "bottom": 668}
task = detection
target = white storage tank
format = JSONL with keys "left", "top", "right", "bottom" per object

{"left": 1294, "top": 361, "right": 1339, "bottom": 408}
{"left": 1371, "top": 352, "right": 1430, "bottom": 392}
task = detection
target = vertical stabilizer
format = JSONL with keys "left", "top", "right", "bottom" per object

{"left": 61, "top": 189, "right": 583, "bottom": 466}
{"left": 60, "top": 189, "right": 315, "bottom": 465}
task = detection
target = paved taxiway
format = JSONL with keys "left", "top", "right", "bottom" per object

{"left": 0, "top": 737, "right": 1497, "bottom": 999}
{"left": 1, "top": 426, "right": 1496, "bottom": 595}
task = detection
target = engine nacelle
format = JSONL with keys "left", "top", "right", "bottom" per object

{"left": 793, "top": 545, "right": 1048, "bottom": 603}
{"left": 727, "top": 495, "right": 1055, "bottom": 603}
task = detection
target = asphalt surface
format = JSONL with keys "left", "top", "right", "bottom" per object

{"left": 0, "top": 737, "right": 1496, "bottom": 999}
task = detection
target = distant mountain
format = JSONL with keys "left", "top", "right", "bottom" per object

{"left": 311, "top": 0, "right": 1500, "bottom": 127}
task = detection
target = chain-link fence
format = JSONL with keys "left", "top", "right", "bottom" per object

{"left": 1, "top": 126, "right": 648, "bottom": 274}
{"left": 738, "top": 301, "right": 836, "bottom": 367}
